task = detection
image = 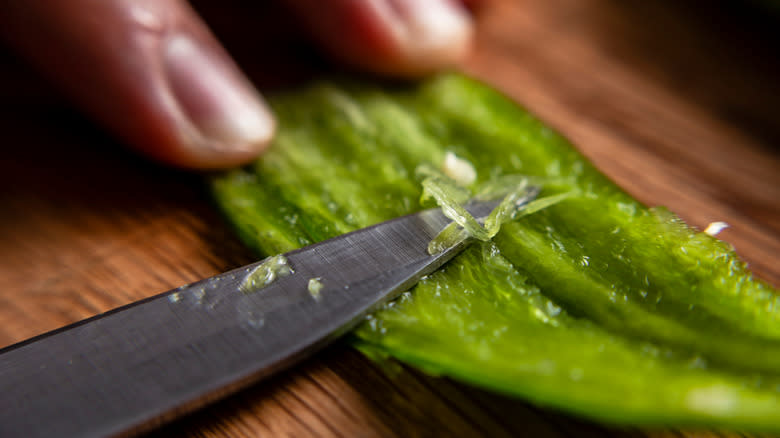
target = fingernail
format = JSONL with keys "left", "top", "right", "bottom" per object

{"left": 389, "top": 0, "right": 472, "bottom": 60}
{"left": 164, "top": 35, "right": 273, "bottom": 156}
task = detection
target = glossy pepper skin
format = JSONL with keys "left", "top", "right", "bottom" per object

{"left": 211, "top": 74, "right": 780, "bottom": 431}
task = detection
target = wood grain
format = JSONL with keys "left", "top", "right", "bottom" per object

{"left": 1, "top": 0, "right": 778, "bottom": 436}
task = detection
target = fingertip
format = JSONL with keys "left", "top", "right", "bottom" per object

{"left": 384, "top": 0, "right": 474, "bottom": 76}
{"left": 160, "top": 116, "right": 276, "bottom": 170}
{"left": 161, "top": 34, "right": 276, "bottom": 169}
{"left": 289, "top": 0, "right": 475, "bottom": 78}
{"left": 0, "top": 0, "right": 275, "bottom": 171}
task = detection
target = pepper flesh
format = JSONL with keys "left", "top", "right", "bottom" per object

{"left": 211, "top": 75, "right": 780, "bottom": 431}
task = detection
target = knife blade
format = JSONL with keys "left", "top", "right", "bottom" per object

{"left": 0, "top": 192, "right": 537, "bottom": 438}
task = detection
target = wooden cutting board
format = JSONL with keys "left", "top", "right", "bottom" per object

{"left": 1, "top": 0, "right": 778, "bottom": 436}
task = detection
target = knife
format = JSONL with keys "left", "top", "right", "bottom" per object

{"left": 0, "top": 192, "right": 538, "bottom": 438}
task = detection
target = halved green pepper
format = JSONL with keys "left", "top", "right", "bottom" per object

{"left": 211, "top": 74, "right": 780, "bottom": 431}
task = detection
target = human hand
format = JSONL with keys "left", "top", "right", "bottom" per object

{"left": 0, "top": 0, "right": 478, "bottom": 169}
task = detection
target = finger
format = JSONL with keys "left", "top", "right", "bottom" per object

{"left": 286, "top": 0, "right": 474, "bottom": 77}
{"left": 0, "top": 0, "right": 274, "bottom": 169}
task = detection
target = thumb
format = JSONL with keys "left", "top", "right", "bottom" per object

{"left": 0, "top": 0, "right": 274, "bottom": 169}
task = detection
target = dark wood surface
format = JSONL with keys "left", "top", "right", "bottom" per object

{"left": 1, "top": 0, "right": 778, "bottom": 436}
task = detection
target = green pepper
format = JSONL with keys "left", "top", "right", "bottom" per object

{"left": 211, "top": 74, "right": 780, "bottom": 431}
